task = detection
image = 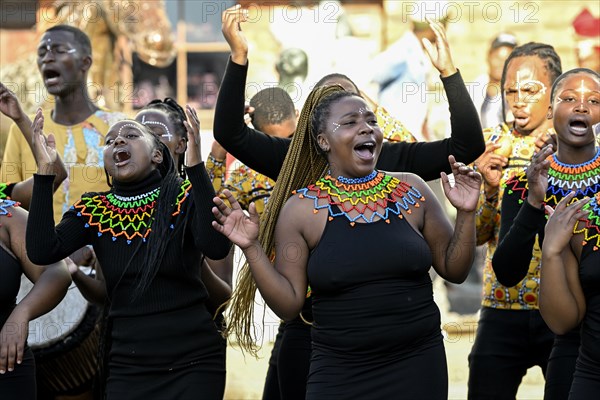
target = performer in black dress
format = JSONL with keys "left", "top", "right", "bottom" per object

{"left": 217, "top": 6, "right": 485, "bottom": 399}
{"left": 213, "top": 80, "right": 482, "bottom": 398}
{"left": 25, "top": 114, "right": 231, "bottom": 399}
{"left": 495, "top": 68, "right": 600, "bottom": 398}
{"left": 492, "top": 68, "right": 600, "bottom": 399}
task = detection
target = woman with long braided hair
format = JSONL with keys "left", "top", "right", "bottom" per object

{"left": 214, "top": 78, "right": 482, "bottom": 397}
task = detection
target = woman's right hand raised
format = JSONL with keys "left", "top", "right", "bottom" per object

{"left": 212, "top": 189, "right": 259, "bottom": 250}
{"left": 526, "top": 144, "right": 553, "bottom": 208}
{"left": 222, "top": 4, "right": 249, "bottom": 65}
{"left": 421, "top": 18, "right": 457, "bottom": 78}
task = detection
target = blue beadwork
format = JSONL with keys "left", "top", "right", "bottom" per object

{"left": 0, "top": 199, "right": 19, "bottom": 216}
{"left": 335, "top": 170, "right": 378, "bottom": 184}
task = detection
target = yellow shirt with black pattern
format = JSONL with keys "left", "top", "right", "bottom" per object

{"left": 475, "top": 123, "right": 554, "bottom": 310}
{"left": 205, "top": 154, "right": 275, "bottom": 216}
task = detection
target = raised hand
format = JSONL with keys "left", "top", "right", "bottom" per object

{"left": 184, "top": 104, "right": 202, "bottom": 167}
{"left": 222, "top": 4, "right": 249, "bottom": 65}
{"left": 32, "top": 108, "right": 59, "bottom": 175}
{"left": 543, "top": 193, "right": 591, "bottom": 251}
{"left": 421, "top": 18, "right": 457, "bottom": 77}
{"left": 535, "top": 130, "right": 557, "bottom": 154}
{"left": 212, "top": 189, "right": 259, "bottom": 250}
{"left": 0, "top": 82, "right": 26, "bottom": 122}
{"left": 442, "top": 155, "right": 482, "bottom": 212}
{"left": 526, "top": 144, "right": 554, "bottom": 208}
{"left": 474, "top": 141, "right": 508, "bottom": 190}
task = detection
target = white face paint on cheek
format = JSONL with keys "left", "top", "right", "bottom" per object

{"left": 332, "top": 122, "right": 341, "bottom": 133}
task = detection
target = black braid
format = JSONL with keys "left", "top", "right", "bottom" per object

{"left": 143, "top": 98, "right": 189, "bottom": 178}
{"left": 310, "top": 90, "right": 358, "bottom": 155}
{"left": 120, "top": 133, "right": 184, "bottom": 300}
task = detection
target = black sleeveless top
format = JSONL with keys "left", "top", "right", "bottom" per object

{"left": 307, "top": 206, "right": 439, "bottom": 355}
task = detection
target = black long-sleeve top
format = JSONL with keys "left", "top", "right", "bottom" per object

{"left": 26, "top": 164, "right": 231, "bottom": 318}
{"left": 493, "top": 183, "right": 546, "bottom": 288}
{"left": 213, "top": 59, "right": 485, "bottom": 182}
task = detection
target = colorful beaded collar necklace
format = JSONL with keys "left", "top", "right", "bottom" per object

{"left": 575, "top": 192, "right": 600, "bottom": 251}
{"left": 73, "top": 181, "right": 191, "bottom": 244}
{"left": 546, "top": 148, "right": 600, "bottom": 200}
{"left": 0, "top": 182, "right": 10, "bottom": 200}
{"left": 295, "top": 171, "right": 424, "bottom": 226}
{"left": 0, "top": 199, "right": 19, "bottom": 217}
{"left": 506, "top": 148, "right": 600, "bottom": 207}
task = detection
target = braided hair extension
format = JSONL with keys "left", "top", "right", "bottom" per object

{"left": 122, "top": 128, "right": 184, "bottom": 300}
{"left": 500, "top": 42, "right": 562, "bottom": 125}
{"left": 142, "top": 98, "right": 189, "bottom": 178}
{"left": 225, "top": 85, "right": 358, "bottom": 355}
{"left": 95, "top": 125, "right": 182, "bottom": 396}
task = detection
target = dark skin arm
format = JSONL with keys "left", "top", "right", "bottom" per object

{"left": 0, "top": 99, "right": 68, "bottom": 208}
{"left": 0, "top": 205, "right": 71, "bottom": 374}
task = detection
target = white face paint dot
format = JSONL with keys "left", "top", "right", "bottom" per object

{"left": 118, "top": 123, "right": 139, "bottom": 137}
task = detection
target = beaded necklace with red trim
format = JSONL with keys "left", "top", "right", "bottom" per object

{"left": 505, "top": 148, "right": 600, "bottom": 208}
{"left": 72, "top": 180, "right": 191, "bottom": 244}
{"left": 504, "top": 148, "right": 600, "bottom": 251}
{"left": 575, "top": 192, "right": 600, "bottom": 251}
{"left": 294, "top": 170, "right": 425, "bottom": 226}
{"left": 0, "top": 199, "right": 19, "bottom": 227}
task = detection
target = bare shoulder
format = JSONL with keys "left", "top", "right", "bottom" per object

{"left": 278, "top": 190, "right": 328, "bottom": 249}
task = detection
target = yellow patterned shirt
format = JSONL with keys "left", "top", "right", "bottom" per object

{"left": 375, "top": 105, "right": 417, "bottom": 143}
{"left": 205, "top": 154, "right": 275, "bottom": 216}
{"left": 1, "top": 108, "right": 126, "bottom": 223}
{"left": 476, "top": 123, "right": 553, "bottom": 310}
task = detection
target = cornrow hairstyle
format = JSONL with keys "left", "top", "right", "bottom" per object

{"left": 226, "top": 85, "right": 354, "bottom": 355}
{"left": 142, "top": 98, "right": 189, "bottom": 177}
{"left": 500, "top": 42, "right": 562, "bottom": 124}
{"left": 249, "top": 87, "right": 296, "bottom": 132}
{"left": 550, "top": 68, "right": 600, "bottom": 103}
{"left": 112, "top": 124, "right": 183, "bottom": 300}
{"left": 45, "top": 25, "right": 92, "bottom": 57}
{"left": 314, "top": 72, "right": 360, "bottom": 94}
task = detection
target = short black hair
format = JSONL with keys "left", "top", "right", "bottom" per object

{"left": 249, "top": 87, "right": 296, "bottom": 132}
{"left": 550, "top": 68, "right": 600, "bottom": 103}
{"left": 45, "top": 25, "right": 92, "bottom": 57}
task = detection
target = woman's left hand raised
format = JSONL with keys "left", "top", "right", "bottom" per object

{"left": 212, "top": 189, "right": 259, "bottom": 250}
{"left": 184, "top": 105, "right": 202, "bottom": 167}
{"left": 32, "top": 108, "right": 60, "bottom": 175}
{"left": 421, "top": 18, "right": 457, "bottom": 78}
{"left": 442, "top": 155, "right": 482, "bottom": 212}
